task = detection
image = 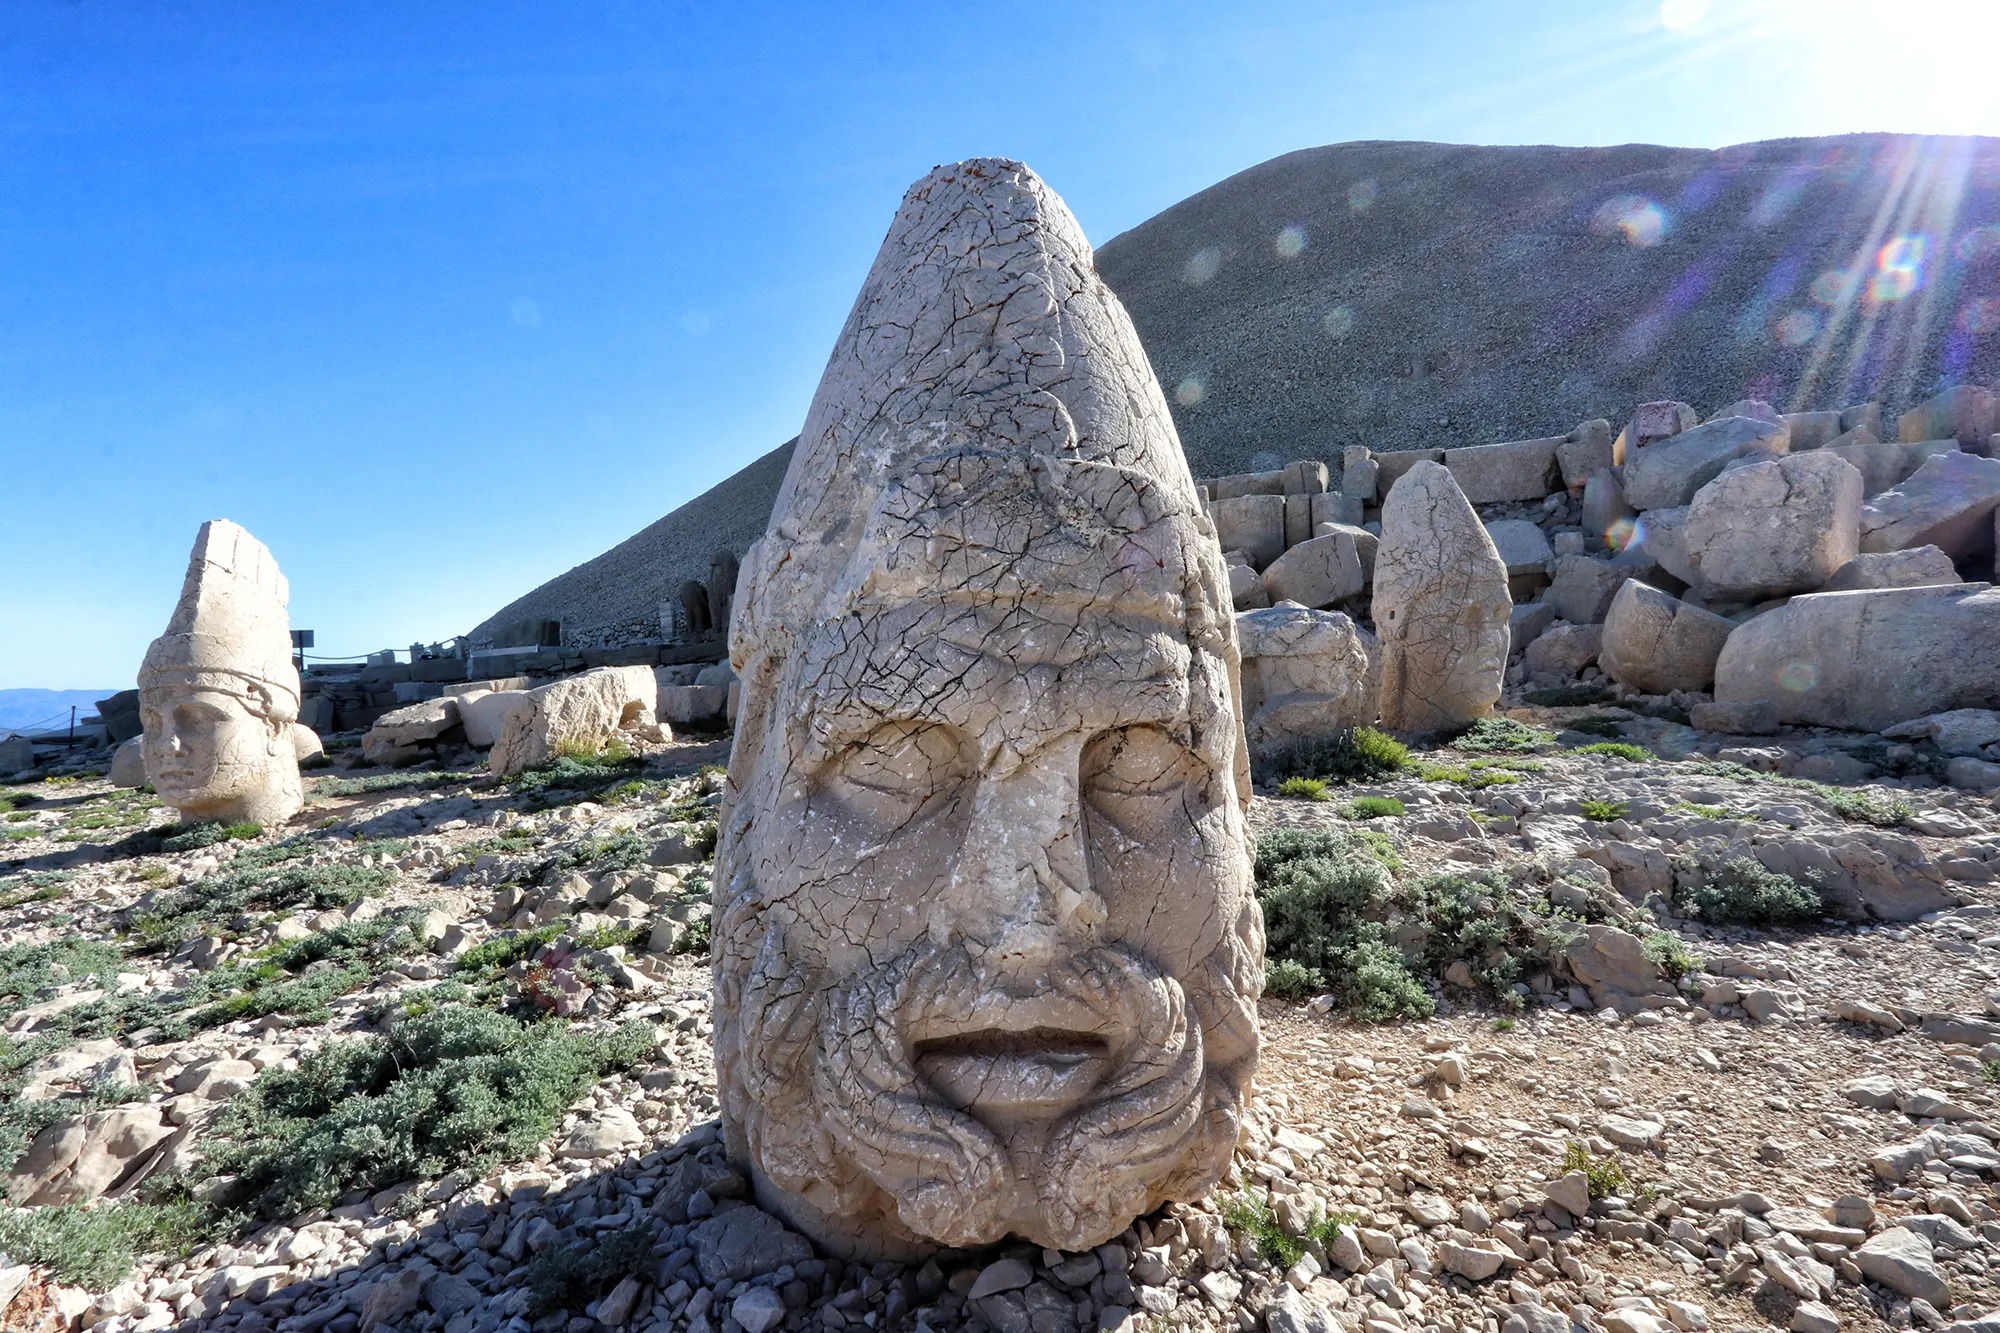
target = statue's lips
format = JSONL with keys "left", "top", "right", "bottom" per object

{"left": 906, "top": 994, "right": 1125, "bottom": 1116}
{"left": 913, "top": 1027, "right": 1112, "bottom": 1115}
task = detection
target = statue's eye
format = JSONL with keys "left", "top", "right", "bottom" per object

{"left": 816, "top": 722, "right": 975, "bottom": 829}
{"left": 1081, "top": 725, "right": 1204, "bottom": 838}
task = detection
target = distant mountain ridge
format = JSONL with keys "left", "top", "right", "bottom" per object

{"left": 471, "top": 133, "right": 2000, "bottom": 645}
{"left": 0, "top": 689, "right": 119, "bottom": 733}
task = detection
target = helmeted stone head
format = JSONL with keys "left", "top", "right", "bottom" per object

{"left": 138, "top": 520, "right": 307, "bottom": 826}
{"left": 712, "top": 159, "right": 1263, "bottom": 1259}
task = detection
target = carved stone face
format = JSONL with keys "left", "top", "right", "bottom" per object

{"left": 140, "top": 685, "right": 297, "bottom": 824}
{"left": 715, "top": 452, "right": 1262, "bottom": 1258}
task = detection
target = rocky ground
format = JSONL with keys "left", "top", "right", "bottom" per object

{"left": 6, "top": 699, "right": 2000, "bottom": 1333}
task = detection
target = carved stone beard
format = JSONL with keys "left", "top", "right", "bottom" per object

{"left": 724, "top": 911, "right": 1256, "bottom": 1253}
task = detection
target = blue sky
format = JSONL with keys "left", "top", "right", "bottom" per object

{"left": 4, "top": 0, "right": 1997, "bottom": 689}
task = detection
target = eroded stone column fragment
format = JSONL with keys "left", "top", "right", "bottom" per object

{"left": 713, "top": 159, "right": 1263, "bottom": 1259}
{"left": 138, "top": 520, "right": 314, "bottom": 826}
{"left": 1373, "top": 461, "right": 1511, "bottom": 731}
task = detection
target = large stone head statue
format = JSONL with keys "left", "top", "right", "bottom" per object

{"left": 138, "top": 520, "right": 307, "bottom": 827}
{"left": 713, "top": 159, "right": 1264, "bottom": 1259}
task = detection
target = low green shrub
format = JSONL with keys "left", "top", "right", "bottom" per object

{"left": 0, "top": 1201, "right": 211, "bottom": 1290}
{"left": 0, "top": 940, "right": 125, "bottom": 1027}
{"left": 1449, "top": 718, "right": 1553, "bottom": 753}
{"left": 202, "top": 1004, "right": 654, "bottom": 1220}
{"left": 312, "top": 771, "right": 472, "bottom": 799}
{"left": 1263, "top": 728, "right": 1409, "bottom": 785}
{"left": 1276, "top": 777, "right": 1331, "bottom": 802}
{"left": 1577, "top": 799, "right": 1628, "bottom": 822}
{"left": 523, "top": 1221, "right": 661, "bottom": 1315}
{"left": 1262, "top": 958, "right": 1324, "bottom": 999}
{"left": 1411, "top": 760, "right": 1522, "bottom": 789}
{"left": 507, "top": 752, "right": 649, "bottom": 809}
{"left": 126, "top": 847, "right": 390, "bottom": 952}
{"left": 1560, "top": 1141, "right": 1638, "bottom": 1201}
{"left": 1220, "top": 1194, "right": 1354, "bottom": 1268}
{"left": 543, "top": 833, "right": 649, "bottom": 876}
{"left": 1673, "top": 856, "right": 1823, "bottom": 926}
{"left": 1567, "top": 716, "right": 1628, "bottom": 739}
{"left": 1573, "top": 742, "right": 1649, "bottom": 763}
{"left": 1640, "top": 930, "right": 1700, "bottom": 980}
{"left": 1345, "top": 796, "right": 1405, "bottom": 820}
{"left": 1820, "top": 786, "right": 1912, "bottom": 829}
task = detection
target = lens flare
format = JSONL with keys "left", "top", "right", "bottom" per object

{"left": 1961, "top": 299, "right": 2000, "bottom": 335}
{"left": 1867, "top": 235, "right": 1926, "bottom": 303}
{"left": 1347, "top": 180, "right": 1379, "bottom": 214}
{"left": 1182, "top": 248, "right": 1222, "bottom": 286}
{"left": 1322, "top": 306, "right": 1356, "bottom": 338}
{"left": 1275, "top": 225, "right": 1307, "bottom": 259}
{"left": 1174, "top": 377, "right": 1206, "bottom": 407}
{"left": 1777, "top": 661, "right": 1819, "bottom": 692}
{"left": 1605, "top": 517, "right": 1638, "bottom": 553}
{"left": 1957, "top": 225, "right": 2000, "bottom": 263}
{"left": 1592, "top": 194, "right": 1666, "bottom": 248}
{"left": 1775, "top": 309, "right": 1821, "bottom": 346}
{"left": 1810, "top": 269, "right": 1859, "bottom": 306}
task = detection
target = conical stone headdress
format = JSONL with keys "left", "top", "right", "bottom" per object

{"left": 138, "top": 520, "right": 300, "bottom": 720}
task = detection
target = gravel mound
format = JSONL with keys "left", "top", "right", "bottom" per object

{"left": 476, "top": 132, "right": 2000, "bottom": 642}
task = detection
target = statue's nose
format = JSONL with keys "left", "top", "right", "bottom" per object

{"left": 929, "top": 739, "right": 1107, "bottom": 976}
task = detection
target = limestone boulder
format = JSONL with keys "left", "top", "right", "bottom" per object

{"left": 1598, "top": 580, "right": 1734, "bottom": 694}
{"left": 657, "top": 684, "right": 729, "bottom": 726}
{"left": 1825, "top": 438, "right": 1922, "bottom": 495}
{"left": 1507, "top": 603, "right": 1557, "bottom": 658}
{"left": 1819, "top": 546, "right": 1961, "bottom": 592}
{"left": 1375, "top": 448, "right": 1443, "bottom": 492}
{"left": 1713, "top": 583, "right": 2000, "bottom": 731}
{"left": 1612, "top": 400, "right": 1696, "bottom": 465}
{"left": 1546, "top": 555, "right": 1632, "bottom": 624}
{"left": 1523, "top": 623, "right": 1600, "bottom": 678}
{"left": 1881, "top": 709, "right": 2000, "bottom": 755}
{"left": 489, "top": 666, "right": 659, "bottom": 777}
{"left": 362, "top": 698, "right": 461, "bottom": 766}
{"left": 1484, "top": 520, "right": 1553, "bottom": 578}
{"left": 1635, "top": 506, "right": 1697, "bottom": 585}
{"left": 1373, "top": 462, "right": 1511, "bottom": 732}
{"left": 1859, "top": 450, "right": 2000, "bottom": 560}
{"left": 1782, "top": 409, "right": 1845, "bottom": 451}
{"left": 1262, "top": 529, "right": 1370, "bottom": 608}
{"left": 1443, "top": 437, "right": 1562, "bottom": 504}
{"left": 1898, "top": 385, "right": 1998, "bottom": 450}
{"left": 6, "top": 1104, "right": 175, "bottom": 1204}
{"left": 1621, "top": 415, "right": 1789, "bottom": 511}
{"left": 1564, "top": 925, "right": 1673, "bottom": 1006}
{"left": 456, "top": 689, "right": 532, "bottom": 749}
{"left": 1580, "top": 469, "right": 1635, "bottom": 552}
{"left": 1341, "top": 445, "right": 1378, "bottom": 504}
{"left": 1212, "top": 493, "right": 1287, "bottom": 569}
{"left": 1556, "top": 419, "right": 1613, "bottom": 489}
{"left": 1682, "top": 452, "right": 1863, "bottom": 599}
{"left": 1237, "top": 606, "right": 1380, "bottom": 754}
{"left": 1688, "top": 700, "right": 1779, "bottom": 734}
{"left": 109, "top": 736, "right": 146, "bottom": 788}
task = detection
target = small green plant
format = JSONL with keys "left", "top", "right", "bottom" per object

{"left": 219, "top": 821, "right": 263, "bottom": 841}
{"left": 1574, "top": 741, "right": 1649, "bottom": 763}
{"left": 1449, "top": 718, "right": 1554, "bottom": 753}
{"left": 0, "top": 1201, "right": 212, "bottom": 1290}
{"left": 1277, "top": 777, "right": 1332, "bottom": 802}
{"left": 201, "top": 1004, "right": 655, "bottom": 1220}
{"left": 1560, "top": 1141, "right": 1633, "bottom": 1200}
{"left": 1263, "top": 728, "right": 1409, "bottom": 785}
{"left": 1577, "top": 799, "right": 1628, "bottom": 822}
{"left": 1344, "top": 796, "right": 1405, "bottom": 820}
{"left": 674, "top": 916, "right": 712, "bottom": 957}
{"left": 1982, "top": 1060, "right": 2000, "bottom": 1085}
{"left": 1640, "top": 930, "right": 1700, "bottom": 980}
{"left": 1263, "top": 958, "right": 1324, "bottom": 999}
{"left": 523, "top": 1221, "right": 662, "bottom": 1315}
{"left": 1221, "top": 1195, "right": 1356, "bottom": 1269}
{"left": 1492, "top": 1016, "right": 1516, "bottom": 1031}
{"left": 1412, "top": 759, "right": 1522, "bottom": 788}
{"left": 1669, "top": 801, "right": 1739, "bottom": 820}
{"left": 1673, "top": 856, "right": 1823, "bottom": 926}
{"left": 312, "top": 771, "right": 471, "bottom": 799}
{"left": 1820, "top": 787, "right": 1912, "bottom": 829}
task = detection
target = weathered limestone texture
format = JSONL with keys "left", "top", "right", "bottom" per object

{"left": 712, "top": 160, "right": 1262, "bottom": 1260}
{"left": 1621, "top": 415, "right": 1789, "bottom": 510}
{"left": 138, "top": 520, "right": 309, "bottom": 827}
{"left": 1858, "top": 450, "right": 2000, "bottom": 560}
{"left": 1714, "top": 584, "right": 2000, "bottom": 731}
{"left": 1236, "top": 605, "right": 1380, "bottom": 755}
{"left": 1597, "top": 580, "right": 1734, "bottom": 694}
{"left": 1681, "top": 452, "right": 1863, "bottom": 600}
{"left": 487, "top": 666, "right": 659, "bottom": 777}
{"left": 1373, "top": 462, "right": 1511, "bottom": 731}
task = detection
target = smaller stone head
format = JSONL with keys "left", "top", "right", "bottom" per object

{"left": 138, "top": 520, "right": 306, "bottom": 827}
